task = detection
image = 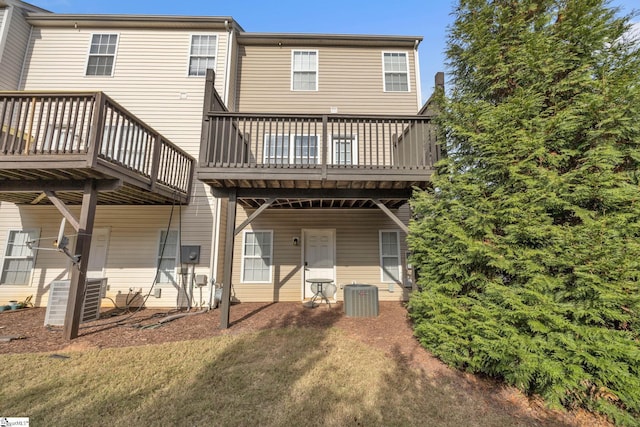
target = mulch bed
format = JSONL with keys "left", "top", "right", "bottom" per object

{"left": 0, "top": 301, "right": 611, "bottom": 426}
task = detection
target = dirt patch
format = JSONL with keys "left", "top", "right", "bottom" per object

{"left": 0, "top": 302, "right": 611, "bottom": 426}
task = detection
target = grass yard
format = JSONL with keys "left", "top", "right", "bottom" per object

{"left": 0, "top": 326, "right": 575, "bottom": 426}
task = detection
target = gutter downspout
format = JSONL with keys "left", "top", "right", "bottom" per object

{"left": 210, "top": 195, "right": 222, "bottom": 285}
{"left": 223, "top": 20, "right": 233, "bottom": 106}
{"left": 413, "top": 39, "right": 422, "bottom": 109}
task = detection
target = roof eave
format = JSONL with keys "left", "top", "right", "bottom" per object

{"left": 26, "top": 13, "right": 244, "bottom": 31}
{"left": 237, "top": 32, "right": 423, "bottom": 48}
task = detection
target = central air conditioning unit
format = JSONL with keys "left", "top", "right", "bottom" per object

{"left": 44, "top": 278, "right": 108, "bottom": 326}
{"left": 343, "top": 284, "right": 379, "bottom": 317}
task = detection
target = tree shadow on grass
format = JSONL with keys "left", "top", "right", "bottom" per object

{"left": 0, "top": 303, "right": 588, "bottom": 427}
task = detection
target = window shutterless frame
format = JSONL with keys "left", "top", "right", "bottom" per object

{"left": 382, "top": 51, "right": 410, "bottom": 92}
{"left": 240, "top": 230, "right": 273, "bottom": 283}
{"left": 331, "top": 134, "right": 358, "bottom": 165}
{"left": 1, "top": 229, "right": 40, "bottom": 286}
{"left": 263, "top": 134, "right": 320, "bottom": 165}
{"left": 379, "top": 230, "right": 401, "bottom": 283}
{"left": 156, "top": 230, "right": 179, "bottom": 285}
{"left": 187, "top": 34, "right": 218, "bottom": 77}
{"left": 85, "top": 33, "right": 119, "bottom": 77}
{"left": 291, "top": 50, "right": 319, "bottom": 91}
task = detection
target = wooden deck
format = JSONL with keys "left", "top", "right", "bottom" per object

{"left": 198, "top": 75, "right": 440, "bottom": 209}
{"left": 0, "top": 92, "right": 195, "bottom": 205}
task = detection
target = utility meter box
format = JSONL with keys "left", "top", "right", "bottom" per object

{"left": 181, "top": 245, "right": 201, "bottom": 264}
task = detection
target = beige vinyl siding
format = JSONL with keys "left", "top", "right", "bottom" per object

{"left": 22, "top": 27, "right": 230, "bottom": 159}
{"left": 0, "top": 25, "right": 231, "bottom": 308}
{"left": 230, "top": 207, "right": 411, "bottom": 303}
{"left": 0, "top": 203, "right": 213, "bottom": 308}
{"left": 235, "top": 45, "right": 419, "bottom": 115}
{"left": 0, "top": 5, "right": 32, "bottom": 90}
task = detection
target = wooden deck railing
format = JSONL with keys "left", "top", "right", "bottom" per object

{"left": 0, "top": 92, "right": 194, "bottom": 195}
{"left": 200, "top": 112, "right": 440, "bottom": 170}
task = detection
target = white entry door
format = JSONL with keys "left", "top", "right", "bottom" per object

{"left": 87, "top": 228, "right": 110, "bottom": 279}
{"left": 303, "top": 229, "right": 335, "bottom": 299}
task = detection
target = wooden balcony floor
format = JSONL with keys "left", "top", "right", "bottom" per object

{"left": 0, "top": 162, "right": 187, "bottom": 205}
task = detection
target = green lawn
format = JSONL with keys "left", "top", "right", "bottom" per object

{"left": 0, "top": 327, "right": 577, "bottom": 426}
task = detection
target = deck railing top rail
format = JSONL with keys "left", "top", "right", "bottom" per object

{"left": 0, "top": 91, "right": 195, "bottom": 197}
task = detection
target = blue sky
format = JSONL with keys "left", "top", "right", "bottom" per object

{"left": 28, "top": 0, "right": 640, "bottom": 103}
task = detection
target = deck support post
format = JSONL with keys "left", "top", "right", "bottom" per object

{"left": 220, "top": 188, "right": 237, "bottom": 329}
{"left": 62, "top": 180, "right": 98, "bottom": 340}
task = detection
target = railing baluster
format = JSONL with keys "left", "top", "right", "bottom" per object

{"left": 0, "top": 97, "right": 9, "bottom": 154}
{"left": 17, "top": 97, "right": 29, "bottom": 154}
{"left": 5, "top": 98, "right": 18, "bottom": 154}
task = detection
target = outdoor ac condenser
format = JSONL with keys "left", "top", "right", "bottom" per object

{"left": 343, "top": 284, "right": 379, "bottom": 317}
{"left": 44, "top": 278, "right": 108, "bottom": 326}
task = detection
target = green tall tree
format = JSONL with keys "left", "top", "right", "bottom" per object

{"left": 408, "top": 0, "right": 640, "bottom": 423}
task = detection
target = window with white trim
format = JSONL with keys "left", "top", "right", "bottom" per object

{"left": 383, "top": 52, "right": 409, "bottom": 92}
{"left": 332, "top": 135, "right": 358, "bottom": 165}
{"left": 291, "top": 50, "right": 318, "bottom": 91}
{"left": 156, "top": 230, "right": 178, "bottom": 284}
{"left": 1, "top": 229, "right": 39, "bottom": 285}
{"left": 102, "top": 124, "right": 149, "bottom": 170}
{"left": 241, "top": 231, "right": 273, "bottom": 283}
{"left": 86, "top": 34, "right": 118, "bottom": 76}
{"left": 189, "top": 35, "right": 217, "bottom": 76}
{"left": 379, "top": 230, "right": 401, "bottom": 283}
{"left": 264, "top": 134, "right": 319, "bottom": 164}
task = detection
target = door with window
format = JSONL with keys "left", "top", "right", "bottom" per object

{"left": 303, "top": 229, "right": 335, "bottom": 299}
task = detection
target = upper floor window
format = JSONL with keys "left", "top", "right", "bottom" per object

{"left": 189, "top": 35, "right": 217, "bottom": 76}
{"left": 332, "top": 135, "right": 358, "bottom": 165}
{"left": 86, "top": 34, "right": 118, "bottom": 76}
{"left": 383, "top": 52, "right": 409, "bottom": 92}
{"left": 291, "top": 50, "right": 318, "bottom": 91}
{"left": 264, "top": 134, "right": 319, "bottom": 165}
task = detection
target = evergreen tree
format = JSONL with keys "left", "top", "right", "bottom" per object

{"left": 408, "top": 1, "right": 640, "bottom": 423}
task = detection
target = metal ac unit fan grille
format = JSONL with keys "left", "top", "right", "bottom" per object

{"left": 44, "top": 279, "right": 107, "bottom": 326}
{"left": 343, "top": 284, "right": 379, "bottom": 317}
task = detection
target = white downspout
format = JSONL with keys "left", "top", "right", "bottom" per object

{"left": 223, "top": 20, "right": 234, "bottom": 106}
{"left": 413, "top": 39, "right": 422, "bottom": 109}
{"left": 210, "top": 196, "right": 222, "bottom": 284}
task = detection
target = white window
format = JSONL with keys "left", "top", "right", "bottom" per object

{"left": 189, "top": 35, "right": 217, "bottom": 76}
{"left": 291, "top": 50, "right": 318, "bottom": 91}
{"left": 379, "top": 230, "right": 401, "bottom": 283}
{"left": 102, "top": 124, "right": 150, "bottom": 170}
{"left": 86, "top": 34, "right": 118, "bottom": 76}
{"left": 1, "top": 230, "right": 39, "bottom": 285}
{"left": 332, "top": 135, "right": 358, "bottom": 165}
{"left": 44, "top": 124, "right": 81, "bottom": 152}
{"left": 264, "top": 134, "right": 319, "bottom": 165}
{"left": 156, "top": 230, "right": 178, "bottom": 284}
{"left": 383, "top": 52, "right": 409, "bottom": 92}
{"left": 241, "top": 231, "right": 273, "bottom": 283}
